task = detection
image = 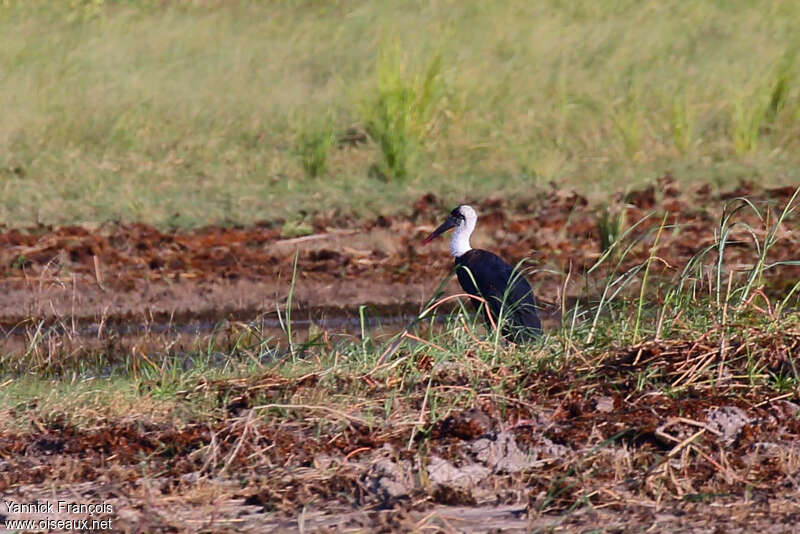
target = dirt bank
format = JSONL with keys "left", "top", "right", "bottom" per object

{"left": 1, "top": 179, "right": 797, "bottom": 328}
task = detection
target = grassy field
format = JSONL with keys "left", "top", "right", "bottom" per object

{"left": 1, "top": 0, "right": 800, "bottom": 227}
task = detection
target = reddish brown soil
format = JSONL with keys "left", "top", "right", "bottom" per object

{"left": 1, "top": 177, "right": 797, "bottom": 326}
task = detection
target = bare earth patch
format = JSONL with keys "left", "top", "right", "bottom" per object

{"left": 1, "top": 179, "right": 797, "bottom": 324}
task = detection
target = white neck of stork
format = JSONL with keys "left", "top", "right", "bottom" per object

{"left": 450, "top": 205, "right": 477, "bottom": 258}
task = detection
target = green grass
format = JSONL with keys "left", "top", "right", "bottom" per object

{"left": 1, "top": 1, "right": 800, "bottom": 227}
{"left": 294, "top": 116, "right": 336, "bottom": 180}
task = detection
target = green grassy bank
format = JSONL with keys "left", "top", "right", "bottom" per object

{"left": 1, "top": 0, "right": 799, "bottom": 227}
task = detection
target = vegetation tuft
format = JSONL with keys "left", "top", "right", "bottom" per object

{"left": 361, "top": 48, "right": 448, "bottom": 181}
{"left": 294, "top": 117, "right": 336, "bottom": 179}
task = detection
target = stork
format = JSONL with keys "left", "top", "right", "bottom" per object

{"left": 423, "top": 205, "right": 542, "bottom": 342}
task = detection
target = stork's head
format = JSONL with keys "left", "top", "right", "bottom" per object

{"left": 422, "top": 205, "right": 477, "bottom": 251}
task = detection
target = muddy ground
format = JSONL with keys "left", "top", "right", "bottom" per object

{"left": 1, "top": 178, "right": 797, "bottom": 324}
{"left": 1, "top": 178, "right": 799, "bottom": 532}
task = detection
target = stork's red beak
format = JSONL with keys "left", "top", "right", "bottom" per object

{"left": 422, "top": 216, "right": 458, "bottom": 244}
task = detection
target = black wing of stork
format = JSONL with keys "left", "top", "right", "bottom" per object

{"left": 454, "top": 249, "right": 541, "bottom": 342}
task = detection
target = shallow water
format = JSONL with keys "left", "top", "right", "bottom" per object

{"left": 0, "top": 303, "right": 432, "bottom": 338}
{"left": 0, "top": 303, "right": 459, "bottom": 366}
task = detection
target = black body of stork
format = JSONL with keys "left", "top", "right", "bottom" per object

{"left": 423, "top": 205, "right": 542, "bottom": 342}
